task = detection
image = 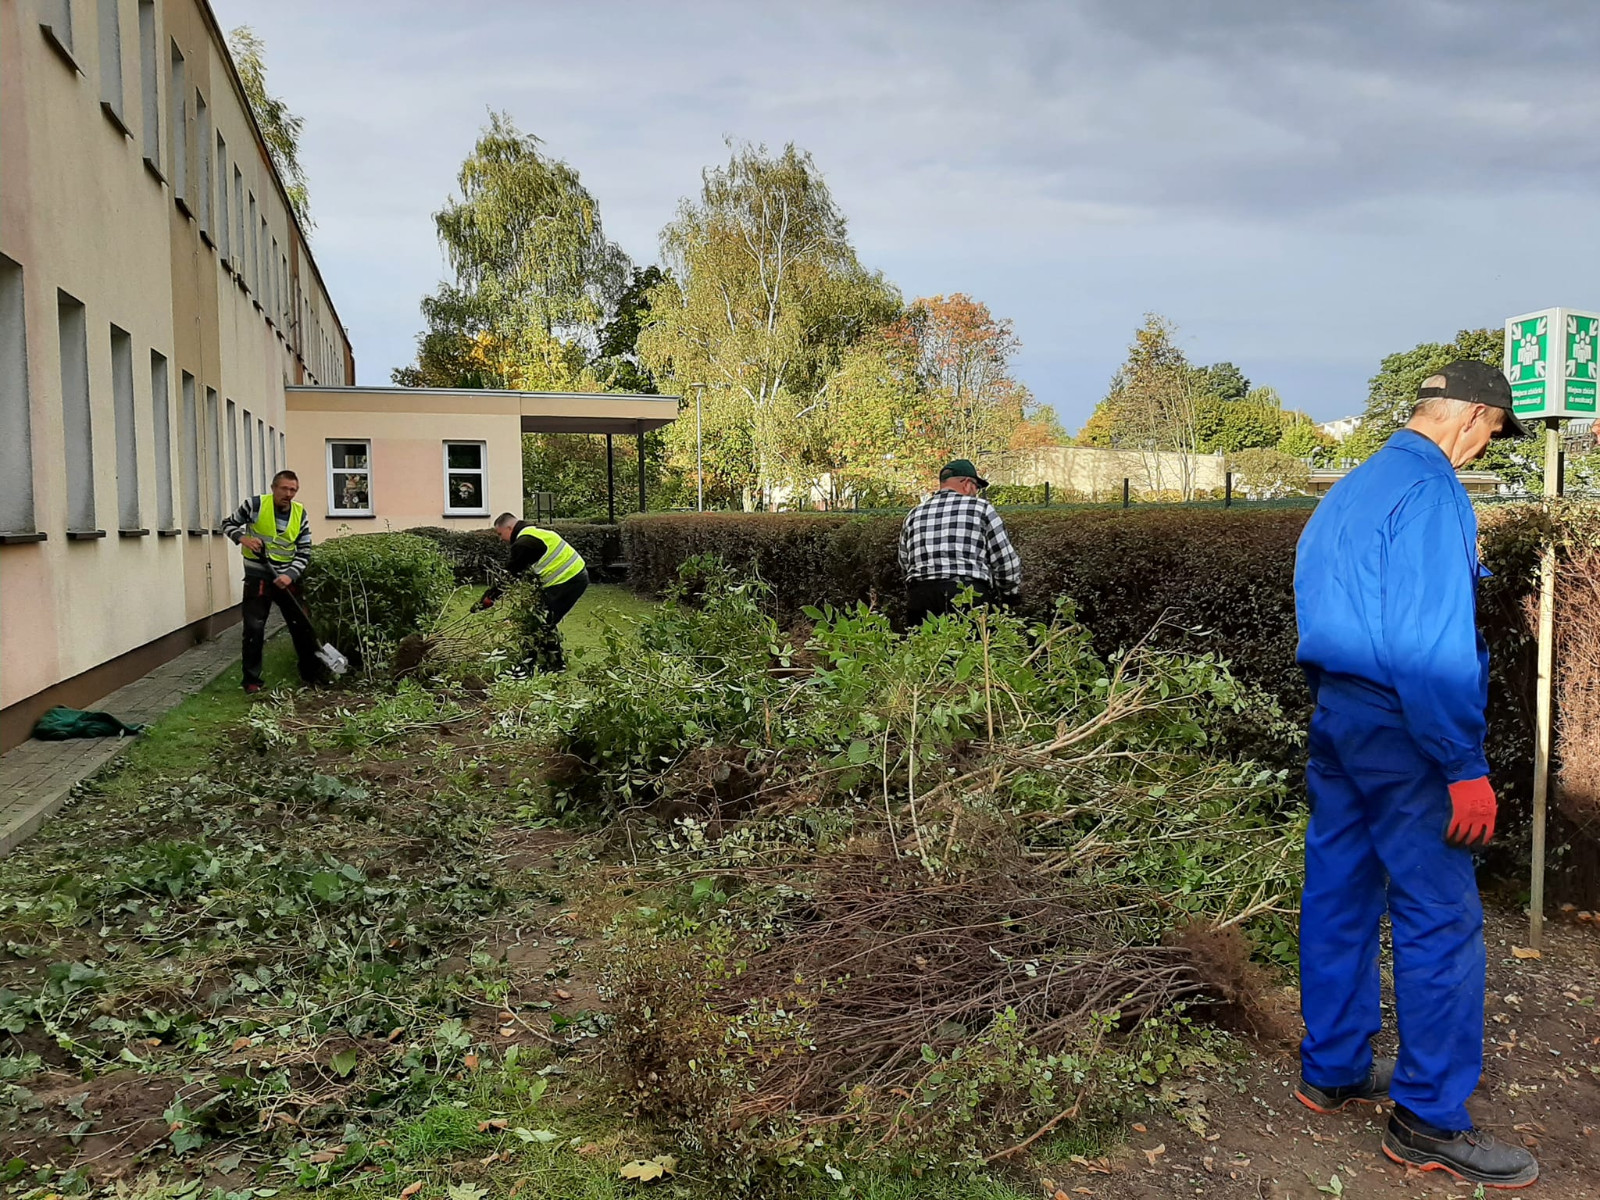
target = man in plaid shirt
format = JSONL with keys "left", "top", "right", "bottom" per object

{"left": 898, "top": 459, "right": 1022, "bottom": 624}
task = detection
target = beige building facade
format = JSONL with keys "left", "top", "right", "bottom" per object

{"left": 1, "top": 0, "right": 353, "bottom": 748}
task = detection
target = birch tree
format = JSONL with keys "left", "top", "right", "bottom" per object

{"left": 639, "top": 142, "right": 897, "bottom": 506}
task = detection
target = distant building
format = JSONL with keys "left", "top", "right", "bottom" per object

{"left": 1307, "top": 469, "right": 1501, "bottom": 497}
{"left": 1317, "top": 415, "right": 1363, "bottom": 442}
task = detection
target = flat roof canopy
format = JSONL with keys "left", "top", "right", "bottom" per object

{"left": 286, "top": 386, "right": 680, "bottom": 434}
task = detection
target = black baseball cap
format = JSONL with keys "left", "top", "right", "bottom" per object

{"left": 939, "top": 458, "right": 989, "bottom": 488}
{"left": 1416, "top": 360, "right": 1526, "bottom": 439}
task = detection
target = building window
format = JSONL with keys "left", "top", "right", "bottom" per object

{"left": 98, "top": 0, "right": 126, "bottom": 131}
{"left": 40, "top": 0, "right": 74, "bottom": 62}
{"left": 225, "top": 397, "right": 239, "bottom": 506}
{"left": 206, "top": 387, "right": 221, "bottom": 526}
{"left": 138, "top": 1, "right": 158, "bottom": 166}
{"left": 256, "top": 416, "right": 266, "bottom": 488}
{"left": 278, "top": 430, "right": 285, "bottom": 474}
{"left": 215, "top": 134, "right": 229, "bottom": 261}
{"left": 268, "top": 424, "right": 278, "bottom": 475}
{"left": 443, "top": 442, "right": 489, "bottom": 515}
{"left": 269, "top": 236, "right": 279, "bottom": 323}
{"left": 150, "top": 350, "right": 174, "bottom": 530}
{"left": 0, "top": 256, "right": 33, "bottom": 535}
{"left": 247, "top": 193, "right": 258, "bottom": 292}
{"left": 168, "top": 40, "right": 187, "bottom": 210}
{"left": 259, "top": 216, "right": 269, "bottom": 305}
{"left": 110, "top": 324, "right": 140, "bottom": 530}
{"left": 58, "top": 292, "right": 97, "bottom": 533}
{"left": 233, "top": 167, "right": 245, "bottom": 272}
{"left": 180, "top": 370, "right": 199, "bottom": 529}
{"left": 327, "top": 441, "right": 372, "bottom": 516}
{"left": 195, "top": 92, "right": 212, "bottom": 239}
{"left": 242, "top": 407, "right": 255, "bottom": 495}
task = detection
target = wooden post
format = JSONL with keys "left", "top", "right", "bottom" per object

{"left": 1530, "top": 417, "right": 1563, "bottom": 950}
{"left": 1225, "top": 472, "right": 1233, "bottom": 508}
{"left": 1043, "top": 481, "right": 1051, "bottom": 507}
{"left": 1122, "top": 478, "right": 1130, "bottom": 509}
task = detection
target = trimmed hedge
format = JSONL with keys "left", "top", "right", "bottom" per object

{"left": 406, "top": 522, "right": 622, "bottom": 586}
{"left": 622, "top": 509, "right": 1310, "bottom": 705}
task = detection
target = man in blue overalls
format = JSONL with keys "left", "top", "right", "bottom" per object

{"left": 1293, "top": 361, "right": 1537, "bottom": 1189}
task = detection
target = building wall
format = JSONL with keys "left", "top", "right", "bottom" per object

{"left": 285, "top": 393, "right": 523, "bottom": 540}
{"left": 0, "top": 0, "right": 352, "bottom": 724}
{"left": 987, "top": 446, "right": 1231, "bottom": 498}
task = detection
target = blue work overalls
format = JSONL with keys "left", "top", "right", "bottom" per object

{"left": 1294, "top": 430, "right": 1490, "bottom": 1131}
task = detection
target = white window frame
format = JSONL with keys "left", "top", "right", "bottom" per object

{"left": 326, "top": 438, "right": 373, "bottom": 517}
{"left": 442, "top": 440, "right": 489, "bottom": 516}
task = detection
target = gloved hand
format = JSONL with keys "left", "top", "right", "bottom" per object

{"left": 477, "top": 591, "right": 496, "bottom": 610}
{"left": 1445, "top": 777, "right": 1497, "bottom": 849}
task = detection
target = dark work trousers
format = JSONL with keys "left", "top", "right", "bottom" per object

{"left": 904, "top": 577, "right": 996, "bottom": 626}
{"left": 1299, "top": 703, "right": 1485, "bottom": 1131}
{"left": 542, "top": 568, "right": 590, "bottom": 626}
{"left": 241, "top": 576, "right": 324, "bottom": 687}
{"left": 534, "top": 569, "right": 590, "bottom": 671}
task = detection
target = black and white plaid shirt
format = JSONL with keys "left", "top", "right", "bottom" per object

{"left": 898, "top": 489, "right": 1022, "bottom": 592}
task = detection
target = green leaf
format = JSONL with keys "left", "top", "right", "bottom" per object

{"left": 330, "top": 1049, "right": 359, "bottom": 1078}
{"left": 514, "top": 1128, "right": 559, "bottom": 1144}
{"left": 846, "top": 739, "right": 872, "bottom": 765}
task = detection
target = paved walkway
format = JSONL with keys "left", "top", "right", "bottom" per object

{"left": 0, "top": 618, "right": 274, "bottom": 856}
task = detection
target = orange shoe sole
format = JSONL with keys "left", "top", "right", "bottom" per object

{"left": 1293, "top": 1087, "right": 1384, "bottom": 1115}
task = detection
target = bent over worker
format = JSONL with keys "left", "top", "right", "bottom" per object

{"left": 898, "top": 459, "right": 1021, "bottom": 625}
{"left": 479, "top": 513, "right": 590, "bottom": 666}
{"left": 1293, "top": 361, "right": 1535, "bottom": 1189}
{"left": 220, "top": 470, "right": 324, "bottom": 694}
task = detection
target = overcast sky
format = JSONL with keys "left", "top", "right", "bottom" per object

{"left": 213, "top": 0, "right": 1599, "bottom": 430}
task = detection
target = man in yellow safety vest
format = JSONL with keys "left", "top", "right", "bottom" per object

{"left": 478, "top": 513, "right": 590, "bottom": 663}
{"left": 220, "top": 470, "right": 325, "bottom": 693}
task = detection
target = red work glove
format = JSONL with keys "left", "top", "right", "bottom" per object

{"left": 1445, "top": 777, "right": 1497, "bottom": 849}
{"left": 478, "top": 591, "right": 496, "bottom": 610}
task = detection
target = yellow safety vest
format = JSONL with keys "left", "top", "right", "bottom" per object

{"left": 244, "top": 495, "right": 305, "bottom": 565}
{"left": 517, "top": 525, "right": 585, "bottom": 587}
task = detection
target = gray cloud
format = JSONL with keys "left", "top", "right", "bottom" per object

{"left": 213, "top": 0, "right": 1598, "bottom": 426}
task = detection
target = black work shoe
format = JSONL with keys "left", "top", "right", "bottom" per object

{"left": 1382, "top": 1109, "right": 1539, "bottom": 1189}
{"left": 1295, "top": 1056, "right": 1395, "bottom": 1114}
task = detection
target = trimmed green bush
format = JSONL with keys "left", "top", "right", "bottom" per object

{"left": 302, "top": 533, "right": 455, "bottom": 668}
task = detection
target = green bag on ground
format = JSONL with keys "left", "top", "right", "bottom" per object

{"left": 32, "top": 706, "right": 145, "bottom": 740}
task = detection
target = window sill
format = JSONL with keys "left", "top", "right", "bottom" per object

{"left": 443, "top": 511, "right": 491, "bottom": 519}
{"left": 186, "top": 528, "right": 210, "bottom": 537}
{"left": 328, "top": 512, "right": 376, "bottom": 520}
{"left": 66, "top": 529, "right": 107, "bottom": 541}
{"left": 0, "top": 531, "right": 48, "bottom": 545}
{"left": 200, "top": 229, "right": 215, "bottom": 250}
{"left": 143, "top": 156, "right": 167, "bottom": 185}
{"left": 40, "top": 23, "right": 81, "bottom": 73}
{"left": 101, "top": 101, "right": 132, "bottom": 139}
{"left": 118, "top": 528, "right": 151, "bottom": 538}
{"left": 157, "top": 528, "right": 181, "bottom": 537}
{"left": 174, "top": 195, "right": 193, "bottom": 220}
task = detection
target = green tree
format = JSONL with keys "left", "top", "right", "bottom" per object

{"left": 639, "top": 142, "right": 900, "bottom": 505}
{"left": 1356, "top": 328, "right": 1503, "bottom": 452}
{"left": 395, "top": 113, "right": 630, "bottom": 391}
{"left": 593, "top": 266, "right": 667, "bottom": 394}
{"left": 1276, "top": 415, "right": 1334, "bottom": 464}
{"left": 228, "top": 26, "right": 311, "bottom": 229}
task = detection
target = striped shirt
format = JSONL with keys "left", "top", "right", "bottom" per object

{"left": 220, "top": 496, "right": 313, "bottom": 581}
{"left": 898, "top": 489, "right": 1022, "bottom": 592}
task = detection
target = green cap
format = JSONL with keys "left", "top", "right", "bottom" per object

{"left": 938, "top": 459, "right": 989, "bottom": 488}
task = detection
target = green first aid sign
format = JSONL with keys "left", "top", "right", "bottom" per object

{"left": 1504, "top": 308, "right": 1600, "bottom": 418}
